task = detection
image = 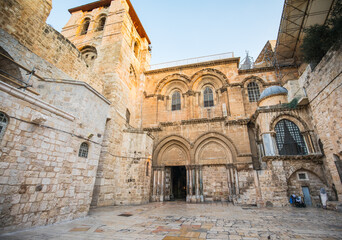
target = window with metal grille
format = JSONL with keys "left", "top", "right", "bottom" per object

{"left": 171, "top": 91, "right": 181, "bottom": 111}
{"left": 78, "top": 142, "right": 89, "bottom": 158}
{"left": 81, "top": 18, "right": 90, "bottom": 35}
{"left": 275, "top": 120, "right": 308, "bottom": 155}
{"left": 203, "top": 87, "right": 214, "bottom": 107}
{"left": 97, "top": 16, "right": 106, "bottom": 31}
{"left": 0, "top": 112, "right": 8, "bottom": 141}
{"left": 297, "top": 172, "right": 308, "bottom": 180}
{"left": 247, "top": 82, "right": 260, "bottom": 102}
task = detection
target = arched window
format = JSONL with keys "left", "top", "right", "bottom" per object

{"left": 171, "top": 91, "right": 181, "bottom": 111}
{"left": 247, "top": 82, "right": 260, "bottom": 102}
{"left": 80, "top": 18, "right": 90, "bottom": 35}
{"left": 80, "top": 46, "right": 97, "bottom": 67}
{"left": 275, "top": 120, "right": 307, "bottom": 155}
{"left": 0, "top": 112, "right": 9, "bottom": 141}
{"left": 133, "top": 41, "right": 139, "bottom": 58}
{"left": 78, "top": 142, "right": 89, "bottom": 158}
{"left": 203, "top": 86, "right": 214, "bottom": 107}
{"left": 97, "top": 16, "right": 106, "bottom": 31}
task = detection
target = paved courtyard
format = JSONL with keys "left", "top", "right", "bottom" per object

{"left": 1, "top": 202, "right": 342, "bottom": 240}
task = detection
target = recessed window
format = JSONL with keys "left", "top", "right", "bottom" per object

{"left": 275, "top": 119, "right": 308, "bottom": 156}
{"left": 80, "top": 46, "right": 97, "bottom": 67}
{"left": 133, "top": 41, "right": 139, "bottom": 58}
{"left": 80, "top": 18, "right": 90, "bottom": 35}
{"left": 0, "top": 112, "right": 9, "bottom": 141}
{"left": 171, "top": 91, "right": 181, "bottom": 111}
{"left": 203, "top": 87, "right": 214, "bottom": 107}
{"left": 78, "top": 142, "right": 89, "bottom": 158}
{"left": 247, "top": 82, "right": 260, "bottom": 102}
{"left": 97, "top": 16, "right": 106, "bottom": 31}
{"left": 126, "top": 109, "right": 131, "bottom": 124}
{"left": 297, "top": 172, "right": 308, "bottom": 180}
{"left": 146, "top": 162, "right": 149, "bottom": 176}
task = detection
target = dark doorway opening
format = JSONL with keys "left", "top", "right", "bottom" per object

{"left": 171, "top": 166, "right": 186, "bottom": 200}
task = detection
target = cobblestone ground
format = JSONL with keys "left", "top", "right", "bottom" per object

{"left": 1, "top": 202, "right": 342, "bottom": 240}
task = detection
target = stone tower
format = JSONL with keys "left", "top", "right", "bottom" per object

{"left": 62, "top": 0, "right": 153, "bottom": 206}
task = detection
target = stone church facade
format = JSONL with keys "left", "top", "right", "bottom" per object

{"left": 0, "top": 0, "right": 341, "bottom": 233}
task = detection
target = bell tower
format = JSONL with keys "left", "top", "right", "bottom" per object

{"left": 62, "top": 0, "right": 153, "bottom": 206}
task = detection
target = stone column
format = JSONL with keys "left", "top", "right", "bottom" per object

{"left": 226, "top": 165, "right": 232, "bottom": 201}
{"left": 189, "top": 167, "right": 193, "bottom": 196}
{"left": 156, "top": 169, "right": 160, "bottom": 198}
{"left": 199, "top": 166, "right": 204, "bottom": 202}
{"left": 160, "top": 168, "right": 164, "bottom": 202}
{"left": 262, "top": 133, "right": 277, "bottom": 156}
{"left": 234, "top": 168, "right": 239, "bottom": 195}
{"left": 230, "top": 167, "right": 235, "bottom": 195}
{"left": 192, "top": 168, "right": 196, "bottom": 202}
{"left": 186, "top": 166, "right": 190, "bottom": 202}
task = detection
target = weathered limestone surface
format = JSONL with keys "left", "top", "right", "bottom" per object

{"left": 0, "top": 81, "right": 109, "bottom": 232}
{"left": 299, "top": 45, "right": 342, "bottom": 200}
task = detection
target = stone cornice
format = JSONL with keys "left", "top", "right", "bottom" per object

{"left": 143, "top": 117, "right": 250, "bottom": 132}
{"left": 145, "top": 58, "right": 240, "bottom": 75}
{"left": 0, "top": 81, "right": 75, "bottom": 121}
{"left": 262, "top": 154, "right": 323, "bottom": 163}
{"left": 238, "top": 65, "right": 297, "bottom": 75}
{"left": 250, "top": 104, "right": 308, "bottom": 122}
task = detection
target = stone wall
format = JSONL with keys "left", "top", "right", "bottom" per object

{"left": 299, "top": 45, "right": 342, "bottom": 199}
{"left": 202, "top": 165, "right": 229, "bottom": 201}
{"left": 0, "top": 0, "right": 103, "bottom": 93}
{"left": 91, "top": 130, "right": 153, "bottom": 206}
{"left": 0, "top": 80, "right": 109, "bottom": 232}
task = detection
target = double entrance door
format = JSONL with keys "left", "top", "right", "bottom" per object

{"left": 152, "top": 165, "right": 204, "bottom": 202}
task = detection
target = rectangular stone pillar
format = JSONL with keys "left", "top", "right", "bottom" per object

{"left": 152, "top": 169, "right": 157, "bottom": 201}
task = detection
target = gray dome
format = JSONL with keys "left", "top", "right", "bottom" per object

{"left": 259, "top": 86, "right": 288, "bottom": 101}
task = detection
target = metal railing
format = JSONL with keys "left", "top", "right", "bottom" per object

{"left": 150, "top": 52, "right": 234, "bottom": 70}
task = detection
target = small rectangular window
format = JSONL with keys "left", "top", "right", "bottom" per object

{"left": 297, "top": 172, "right": 308, "bottom": 180}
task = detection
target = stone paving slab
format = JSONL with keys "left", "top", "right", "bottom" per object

{"left": 0, "top": 202, "right": 342, "bottom": 239}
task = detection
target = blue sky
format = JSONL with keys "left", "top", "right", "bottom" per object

{"left": 47, "top": 0, "right": 284, "bottom": 65}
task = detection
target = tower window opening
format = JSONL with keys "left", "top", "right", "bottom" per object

{"left": 80, "top": 18, "right": 90, "bottom": 35}
{"left": 97, "top": 16, "right": 106, "bottom": 31}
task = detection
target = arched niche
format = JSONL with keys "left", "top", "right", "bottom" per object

{"left": 193, "top": 132, "right": 238, "bottom": 165}
{"left": 190, "top": 68, "right": 228, "bottom": 91}
{"left": 242, "top": 75, "right": 266, "bottom": 88}
{"left": 154, "top": 73, "right": 191, "bottom": 95}
{"left": 162, "top": 81, "right": 189, "bottom": 96}
{"left": 269, "top": 113, "right": 309, "bottom": 133}
{"left": 79, "top": 45, "right": 97, "bottom": 67}
{"left": 153, "top": 135, "right": 191, "bottom": 166}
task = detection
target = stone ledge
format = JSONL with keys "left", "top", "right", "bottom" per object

{"left": 262, "top": 154, "right": 323, "bottom": 163}
{"left": 0, "top": 81, "right": 75, "bottom": 121}
{"left": 44, "top": 78, "right": 111, "bottom": 105}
